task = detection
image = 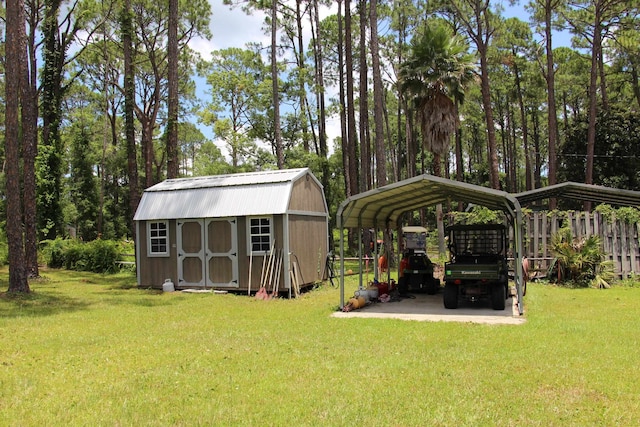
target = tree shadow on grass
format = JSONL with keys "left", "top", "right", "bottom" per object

{"left": 0, "top": 290, "right": 91, "bottom": 319}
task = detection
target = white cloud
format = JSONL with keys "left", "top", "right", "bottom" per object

{"left": 194, "top": 0, "right": 270, "bottom": 61}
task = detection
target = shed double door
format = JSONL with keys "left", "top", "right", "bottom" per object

{"left": 177, "top": 218, "right": 238, "bottom": 288}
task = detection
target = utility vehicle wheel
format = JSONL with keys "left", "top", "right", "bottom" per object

{"left": 426, "top": 277, "right": 438, "bottom": 295}
{"left": 491, "top": 283, "right": 506, "bottom": 310}
{"left": 443, "top": 283, "right": 458, "bottom": 309}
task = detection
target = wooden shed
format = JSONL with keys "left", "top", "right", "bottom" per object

{"left": 133, "top": 168, "right": 329, "bottom": 295}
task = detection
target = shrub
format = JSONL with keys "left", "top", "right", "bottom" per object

{"left": 550, "top": 227, "right": 614, "bottom": 288}
{"left": 42, "top": 238, "right": 124, "bottom": 273}
{"left": 85, "top": 240, "right": 119, "bottom": 273}
{"left": 41, "top": 238, "right": 68, "bottom": 269}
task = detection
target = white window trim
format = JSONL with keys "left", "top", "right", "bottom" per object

{"left": 147, "top": 220, "right": 170, "bottom": 257}
{"left": 246, "top": 216, "right": 273, "bottom": 255}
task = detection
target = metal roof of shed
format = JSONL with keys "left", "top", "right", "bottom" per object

{"left": 134, "top": 168, "right": 316, "bottom": 221}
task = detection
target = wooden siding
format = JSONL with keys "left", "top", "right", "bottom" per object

{"left": 289, "top": 176, "right": 326, "bottom": 213}
{"left": 137, "top": 220, "right": 178, "bottom": 288}
{"left": 237, "top": 215, "right": 285, "bottom": 292}
{"left": 289, "top": 214, "right": 329, "bottom": 286}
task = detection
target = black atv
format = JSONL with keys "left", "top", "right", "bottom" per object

{"left": 401, "top": 249, "right": 440, "bottom": 295}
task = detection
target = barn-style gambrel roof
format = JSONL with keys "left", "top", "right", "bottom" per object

{"left": 134, "top": 168, "right": 323, "bottom": 221}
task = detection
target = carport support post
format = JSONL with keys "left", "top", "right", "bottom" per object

{"left": 373, "top": 222, "right": 380, "bottom": 283}
{"left": 506, "top": 198, "right": 525, "bottom": 316}
{"left": 339, "top": 220, "right": 345, "bottom": 309}
{"left": 357, "top": 227, "right": 363, "bottom": 289}
{"left": 514, "top": 211, "right": 524, "bottom": 315}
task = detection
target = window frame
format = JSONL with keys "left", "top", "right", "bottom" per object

{"left": 147, "top": 220, "right": 170, "bottom": 257}
{"left": 247, "top": 216, "right": 273, "bottom": 255}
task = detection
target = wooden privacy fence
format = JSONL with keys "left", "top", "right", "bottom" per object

{"left": 518, "top": 211, "right": 640, "bottom": 278}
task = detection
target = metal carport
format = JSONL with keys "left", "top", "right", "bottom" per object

{"left": 515, "top": 182, "right": 640, "bottom": 208}
{"left": 336, "top": 174, "right": 526, "bottom": 315}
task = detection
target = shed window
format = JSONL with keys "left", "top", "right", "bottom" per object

{"left": 248, "top": 217, "right": 272, "bottom": 253}
{"left": 148, "top": 221, "right": 169, "bottom": 256}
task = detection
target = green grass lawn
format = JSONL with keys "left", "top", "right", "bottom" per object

{"left": 2, "top": 268, "right": 640, "bottom": 426}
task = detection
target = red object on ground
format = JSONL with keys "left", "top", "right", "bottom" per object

{"left": 377, "top": 282, "right": 389, "bottom": 296}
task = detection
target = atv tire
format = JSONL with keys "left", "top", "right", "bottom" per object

{"left": 443, "top": 283, "right": 458, "bottom": 309}
{"left": 491, "top": 283, "right": 506, "bottom": 310}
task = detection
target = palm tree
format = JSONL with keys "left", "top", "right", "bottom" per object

{"left": 399, "top": 22, "right": 476, "bottom": 177}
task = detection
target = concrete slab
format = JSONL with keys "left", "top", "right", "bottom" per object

{"left": 331, "top": 292, "right": 525, "bottom": 325}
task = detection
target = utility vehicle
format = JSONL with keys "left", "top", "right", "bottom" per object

{"left": 400, "top": 226, "right": 439, "bottom": 295}
{"left": 443, "top": 224, "right": 509, "bottom": 310}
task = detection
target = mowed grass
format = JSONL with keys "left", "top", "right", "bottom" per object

{"left": 1, "top": 268, "right": 640, "bottom": 426}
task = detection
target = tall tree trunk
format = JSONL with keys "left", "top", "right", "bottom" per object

{"left": 311, "top": 2, "right": 327, "bottom": 164}
{"left": 166, "top": 0, "right": 179, "bottom": 178}
{"left": 532, "top": 109, "right": 542, "bottom": 189}
{"left": 454, "top": 103, "right": 463, "bottom": 183}
{"left": 338, "top": 0, "right": 350, "bottom": 195}
{"left": 310, "top": 0, "right": 332, "bottom": 248}
{"left": 584, "top": 6, "right": 603, "bottom": 211}
{"left": 40, "top": 0, "right": 65, "bottom": 240}
{"left": 406, "top": 107, "right": 416, "bottom": 178}
{"left": 508, "top": 100, "right": 517, "bottom": 191}
{"left": 345, "top": 0, "right": 359, "bottom": 197}
{"left": 370, "top": 0, "right": 386, "bottom": 187}
{"left": 358, "top": 0, "right": 371, "bottom": 191}
{"left": 396, "top": 5, "right": 408, "bottom": 181}
{"left": 496, "top": 90, "right": 508, "bottom": 186}
{"left": 513, "top": 54, "right": 532, "bottom": 192}
{"left": 23, "top": 0, "right": 39, "bottom": 278}
{"left": 545, "top": 0, "right": 558, "bottom": 207}
{"left": 142, "top": 118, "right": 155, "bottom": 188}
{"left": 5, "top": 0, "right": 30, "bottom": 292}
{"left": 631, "top": 62, "right": 640, "bottom": 110}
{"left": 271, "top": 0, "right": 284, "bottom": 169}
{"left": 122, "top": 0, "right": 139, "bottom": 238}
{"left": 295, "top": 0, "right": 310, "bottom": 152}
{"left": 479, "top": 48, "right": 500, "bottom": 189}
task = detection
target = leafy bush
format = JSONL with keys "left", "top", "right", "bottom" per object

{"left": 449, "top": 205, "right": 505, "bottom": 225}
{"left": 0, "top": 240, "right": 8, "bottom": 266}
{"left": 85, "top": 239, "right": 120, "bottom": 272}
{"left": 41, "top": 239, "right": 67, "bottom": 268}
{"left": 595, "top": 204, "right": 640, "bottom": 224}
{"left": 41, "top": 238, "right": 124, "bottom": 273}
{"left": 550, "top": 228, "right": 614, "bottom": 288}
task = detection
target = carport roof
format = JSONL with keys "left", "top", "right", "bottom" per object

{"left": 337, "top": 176, "right": 640, "bottom": 229}
{"left": 337, "top": 174, "right": 521, "bottom": 229}
{"left": 515, "top": 182, "right": 640, "bottom": 207}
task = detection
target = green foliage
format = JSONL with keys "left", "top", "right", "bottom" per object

{"left": 595, "top": 204, "right": 640, "bottom": 223}
{"left": 41, "top": 238, "right": 124, "bottom": 273}
{"left": 67, "top": 118, "right": 100, "bottom": 241}
{"left": 616, "top": 273, "right": 640, "bottom": 287}
{"left": 559, "top": 108, "right": 640, "bottom": 202}
{"left": 0, "top": 223, "right": 8, "bottom": 266}
{"left": 449, "top": 205, "right": 505, "bottom": 225}
{"left": 36, "top": 143, "right": 64, "bottom": 240}
{"left": 550, "top": 228, "right": 613, "bottom": 288}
